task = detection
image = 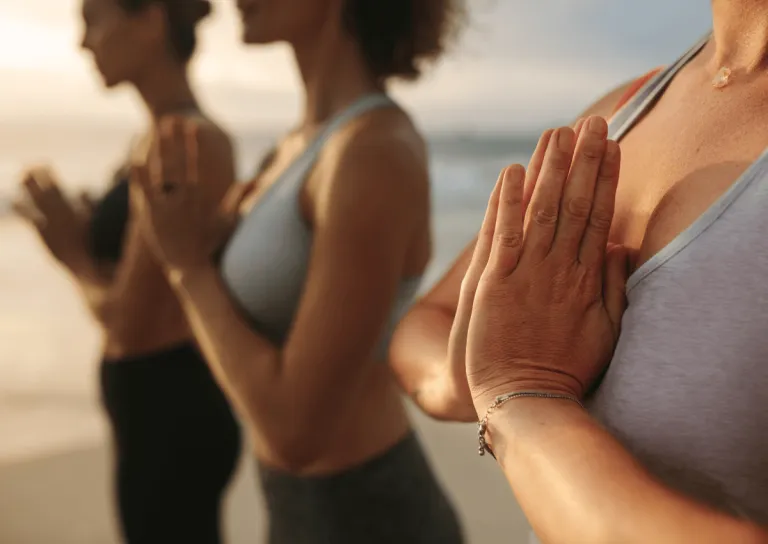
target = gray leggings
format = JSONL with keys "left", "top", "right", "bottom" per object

{"left": 258, "top": 432, "right": 465, "bottom": 544}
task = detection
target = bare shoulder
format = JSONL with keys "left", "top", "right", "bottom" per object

{"left": 317, "top": 106, "right": 428, "bottom": 204}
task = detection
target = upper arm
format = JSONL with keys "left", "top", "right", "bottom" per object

{"left": 417, "top": 238, "right": 475, "bottom": 313}
{"left": 282, "top": 123, "right": 428, "bottom": 402}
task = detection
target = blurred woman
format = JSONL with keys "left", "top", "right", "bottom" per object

{"left": 13, "top": 1, "right": 240, "bottom": 542}
{"left": 128, "top": 0, "right": 466, "bottom": 542}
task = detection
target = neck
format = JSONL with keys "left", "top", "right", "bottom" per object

{"left": 710, "top": 0, "right": 768, "bottom": 72}
{"left": 291, "top": 20, "right": 382, "bottom": 128}
{"left": 133, "top": 60, "right": 197, "bottom": 121}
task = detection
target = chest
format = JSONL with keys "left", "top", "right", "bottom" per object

{"left": 240, "top": 132, "right": 322, "bottom": 221}
{"left": 610, "top": 87, "right": 768, "bottom": 268}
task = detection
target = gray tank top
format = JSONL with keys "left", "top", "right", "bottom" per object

{"left": 588, "top": 32, "right": 768, "bottom": 524}
{"left": 219, "top": 94, "right": 422, "bottom": 359}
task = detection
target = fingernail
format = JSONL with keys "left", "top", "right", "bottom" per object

{"left": 557, "top": 129, "right": 574, "bottom": 151}
{"left": 587, "top": 116, "right": 607, "bottom": 136}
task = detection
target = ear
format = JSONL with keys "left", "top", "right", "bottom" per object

{"left": 132, "top": 2, "right": 168, "bottom": 50}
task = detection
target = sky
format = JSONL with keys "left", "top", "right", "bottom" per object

{"left": 0, "top": 0, "right": 713, "bottom": 133}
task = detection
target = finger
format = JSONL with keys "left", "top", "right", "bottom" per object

{"left": 78, "top": 191, "right": 96, "bottom": 212}
{"left": 22, "top": 169, "right": 66, "bottom": 212}
{"left": 552, "top": 116, "right": 608, "bottom": 256}
{"left": 579, "top": 139, "right": 621, "bottom": 268}
{"left": 219, "top": 181, "right": 252, "bottom": 217}
{"left": 11, "top": 198, "right": 45, "bottom": 228}
{"left": 184, "top": 120, "right": 200, "bottom": 186}
{"left": 521, "top": 127, "right": 576, "bottom": 262}
{"left": 486, "top": 164, "right": 526, "bottom": 278}
{"left": 572, "top": 118, "right": 586, "bottom": 143}
{"left": 130, "top": 163, "right": 153, "bottom": 201}
{"left": 466, "top": 170, "right": 505, "bottom": 283}
{"left": 213, "top": 181, "right": 250, "bottom": 239}
{"left": 522, "top": 129, "right": 553, "bottom": 215}
{"left": 158, "top": 116, "right": 186, "bottom": 188}
{"left": 603, "top": 243, "right": 630, "bottom": 334}
{"left": 22, "top": 171, "right": 46, "bottom": 204}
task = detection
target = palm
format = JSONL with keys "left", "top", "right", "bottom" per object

{"left": 467, "top": 260, "right": 618, "bottom": 399}
{"left": 131, "top": 117, "right": 247, "bottom": 272}
{"left": 456, "top": 118, "right": 629, "bottom": 410}
{"left": 15, "top": 169, "right": 93, "bottom": 273}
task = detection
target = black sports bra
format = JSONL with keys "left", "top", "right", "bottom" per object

{"left": 88, "top": 167, "right": 131, "bottom": 263}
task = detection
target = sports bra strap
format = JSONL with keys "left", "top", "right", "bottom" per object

{"left": 610, "top": 67, "right": 664, "bottom": 118}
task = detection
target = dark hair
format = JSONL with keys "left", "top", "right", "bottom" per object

{"left": 119, "top": 0, "right": 212, "bottom": 62}
{"left": 342, "top": 0, "right": 465, "bottom": 82}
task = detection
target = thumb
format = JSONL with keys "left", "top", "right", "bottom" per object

{"left": 78, "top": 191, "right": 96, "bottom": 214}
{"left": 212, "top": 181, "right": 251, "bottom": 245}
{"left": 603, "top": 243, "right": 631, "bottom": 335}
{"left": 129, "top": 163, "right": 153, "bottom": 201}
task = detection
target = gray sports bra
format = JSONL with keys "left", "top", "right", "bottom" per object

{"left": 219, "top": 94, "right": 423, "bottom": 359}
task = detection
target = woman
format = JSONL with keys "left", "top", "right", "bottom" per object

{"left": 13, "top": 1, "right": 240, "bottom": 542}
{"left": 126, "top": 1, "right": 467, "bottom": 542}
{"left": 392, "top": 5, "right": 768, "bottom": 541}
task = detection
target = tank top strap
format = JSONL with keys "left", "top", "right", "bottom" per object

{"left": 610, "top": 67, "right": 665, "bottom": 117}
{"left": 280, "top": 93, "right": 396, "bottom": 191}
{"left": 306, "top": 93, "right": 395, "bottom": 155}
{"left": 608, "top": 32, "right": 711, "bottom": 142}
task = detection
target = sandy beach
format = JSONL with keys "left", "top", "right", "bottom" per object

{"left": 0, "top": 404, "right": 530, "bottom": 543}
{"left": 0, "top": 203, "right": 532, "bottom": 543}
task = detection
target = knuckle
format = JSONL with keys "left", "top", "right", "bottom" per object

{"left": 494, "top": 230, "right": 523, "bottom": 249}
{"left": 532, "top": 204, "right": 559, "bottom": 226}
{"left": 578, "top": 140, "right": 606, "bottom": 163}
{"left": 548, "top": 150, "right": 571, "bottom": 174}
{"left": 598, "top": 154, "right": 621, "bottom": 179}
{"left": 589, "top": 206, "right": 613, "bottom": 232}
{"left": 564, "top": 196, "right": 592, "bottom": 220}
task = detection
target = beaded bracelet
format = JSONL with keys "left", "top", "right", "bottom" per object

{"left": 477, "top": 391, "right": 585, "bottom": 458}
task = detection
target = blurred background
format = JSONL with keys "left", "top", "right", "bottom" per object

{"left": 0, "top": 1, "right": 709, "bottom": 542}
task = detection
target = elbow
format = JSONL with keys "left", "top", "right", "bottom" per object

{"left": 389, "top": 310, "right": 476, "bottom": 423}
{"left": 411, "top": 381, "right": 478, "bottom": 423}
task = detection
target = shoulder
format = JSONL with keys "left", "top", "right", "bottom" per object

{"left": 576, "top": 69, "right": 663, "bottom": 121}
{"left": 315, "top": 106, "right": 429, "bottom": 215}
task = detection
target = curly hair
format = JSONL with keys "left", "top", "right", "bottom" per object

{"left": 118, "top": 0, "right": 212, "bottom": 62}
{"left": 342, "top": 0, "right": 466, "bottom": 82}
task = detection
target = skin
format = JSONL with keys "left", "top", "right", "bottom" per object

{"left": 464, "top": 119, "right": 768, "bottom": 543}
{"left": 13, "top": 0, "right": 234, "bottom": 360}
{"left": 389, "top": 84, "right": 636, "bottom": 421}
{"left": 131, "top": 0, "right": 434, "bottom": 474}
{"left": 393, "top": 0, "right": 768, "bottom": 539}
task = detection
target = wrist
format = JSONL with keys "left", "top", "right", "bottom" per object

{"left": 471, "top": 379, "right": 581, "bottom": 416}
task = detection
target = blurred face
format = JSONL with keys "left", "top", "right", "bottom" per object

{"left": 80, "top": 0, "right": 165, "bottom": 88}
{"left": 236, "top": 0, "right": 338, "bottom": 45}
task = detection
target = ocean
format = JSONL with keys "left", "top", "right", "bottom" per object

{"left": 0, "top": 121, "right": 536, "bottom": 460}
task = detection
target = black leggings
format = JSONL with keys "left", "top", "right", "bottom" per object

{"left": 100, "top": 344, "right": 241, "bottom": 544}
{"left": 259, "top": 432, "right": 465, "bottom": 544}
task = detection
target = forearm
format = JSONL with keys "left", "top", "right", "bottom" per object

{"left": 70, "top": 262, "right": 118, "bottom": 325}
{"left": 168, "top": 265, "right": 282, "bottom": 426}
{"left": 485, "top": 398, "right": 767, "bottom": 544}
{"left": 389, "top": 305, "right": 476, "bottom": 422}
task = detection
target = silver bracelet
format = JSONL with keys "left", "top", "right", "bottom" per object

{"left": 477, "top": 391, "right": 585, "bottom": 458}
